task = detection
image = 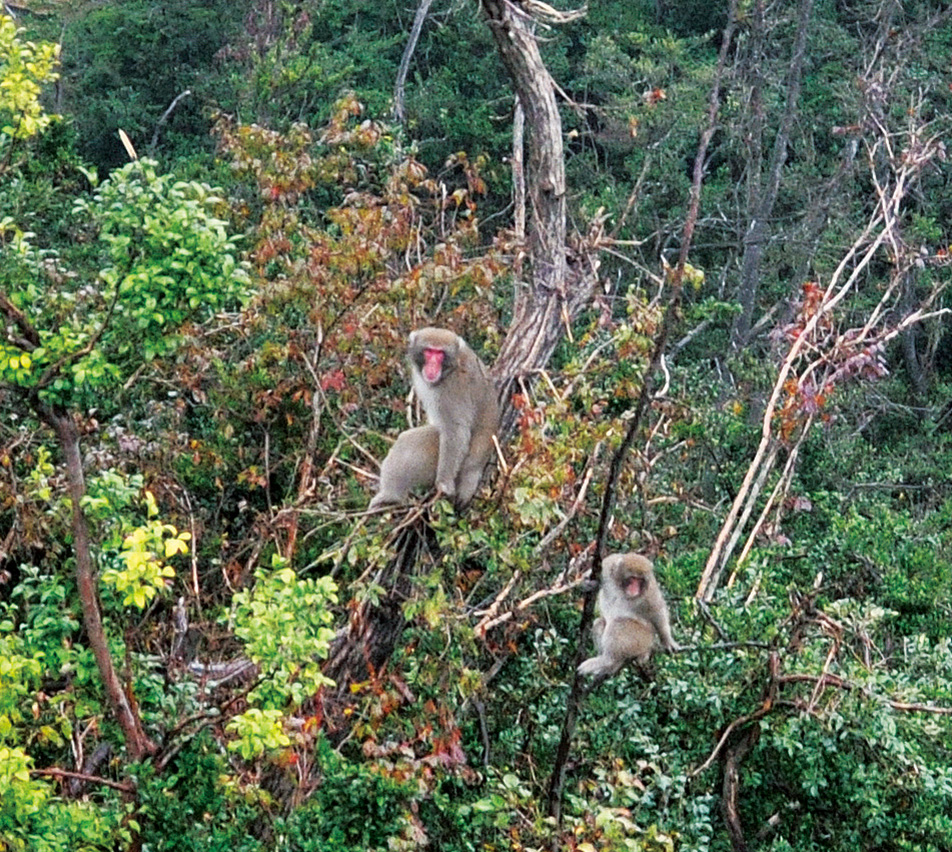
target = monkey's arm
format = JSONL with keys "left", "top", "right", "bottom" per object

{"left": 650, "top": 604, "right": 680, "bottom": 652}
{"left": 434, "top": 418, "right": 472, "bottom": 496}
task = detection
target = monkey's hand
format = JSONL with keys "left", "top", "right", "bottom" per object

{"left": 435, "top": 479, "right": 457, "bottom": 499}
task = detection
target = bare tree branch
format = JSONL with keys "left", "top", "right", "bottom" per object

{"left": 393, "top": 0, "right": 436, "bottom": 124}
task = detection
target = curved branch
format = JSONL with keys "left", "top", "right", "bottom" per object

{"left": 30, "top": 767, "right": 134, "bottom": 793}
{"left": 148, "top": 89, "right": 192, "bottom": 154}
{"left": 393, "top": 0, "right": 436, "bottom": 124}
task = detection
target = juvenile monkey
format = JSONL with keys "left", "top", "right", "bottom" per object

{"left": 577, "top": 553, "right": 678, "bottom": 678}
{"left": 370, "top": 327, "right": 499, "bottom": 510}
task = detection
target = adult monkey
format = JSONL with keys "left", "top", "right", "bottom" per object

{"left": 370, "top": 327, "right": 499, "bottom": 510}
{"left": 577, "top": 553, "right": 679, "bottom": 678}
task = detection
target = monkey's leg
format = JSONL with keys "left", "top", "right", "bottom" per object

{"left": 591, "top": 616, "right": 607, "bottom": 654}
{"left": 370, "top": 426, "right": 439, "bottom": 508}
{"left": 602, "top": 616, "right": 655, "bottom": 665}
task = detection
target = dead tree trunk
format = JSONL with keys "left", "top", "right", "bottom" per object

{"left": 393, "top": 0, "right": 437, "bottom": 124}
{"left": 730, "top": 0, "right": 814, "bottom": 348}
{"left": 323, "top": 522, "right": 434, "bottom": 685}
{"left": 481, "top": 0, "right": 596, "bottom": 435}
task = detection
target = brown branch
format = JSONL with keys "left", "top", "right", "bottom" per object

{"left": 691, "top": 652, "right": 779, "bottom": 780}
{"left": 777, "top": 672, "right": 952, "bottom": 715}
{"left": 37, "top": 403, "right": 157, "bottom": 760}
{"left": 544, "top": 0, "right": 741, "bottom": 824}
{"left": 690, "top": 703, "right": 771, "bottom": 780}
{"left": 888, "top": 701, "right": 952, "bottom": 716}
{"left": 30, "top": 767, "right": 135, "bottom": 793}
{"left": 721, "top": 723, "right": 759, "bottom": 852}
{"left": 0, "top": 289, "right": 41, "bottom": 348}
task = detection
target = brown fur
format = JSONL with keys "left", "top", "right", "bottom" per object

{"left": 370, "top": 328, "right": 499, "bottom": 510}
{"left": 578, "top": 553, "right": 678, "bottom": 677}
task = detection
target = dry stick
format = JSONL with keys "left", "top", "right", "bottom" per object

{"left": 475, "top": 573, "right": 589, "bottom": 635}
{"left": 393, "top": 0, "right": 436, "bottom": 124}
{"left": 533, "top": 443, "right": 601, "bottom": 554}
{"left": 719, "top": 438, "right": 780, "bottom": 583}
{"left": 719, "top": 132, "right": 945, "bottom": 591}
{"left": 734, "top": 413, "right": 814, "bottom": 572}
{"left": 178, "top": 486, "right": 201, "bottom": 599}
{"left": 696, "top": 163, "right": 903, "bottom": 601}
{"left": 286, "top": 329, "right": 327, "bottom": 561}
{"left": 30, "top": 768, "right": 134, "bottom": 793}
{"left": 704, "top": 139, "right": 927, "bottom": 600}
{"left": 806, "top": 639, "right": 841, "bottom": 715}
{"left": 543, "top": 0, "right": 741, "bottom": 825}
{"left": 148, "top": 89, "right": 191, "bottom": 154}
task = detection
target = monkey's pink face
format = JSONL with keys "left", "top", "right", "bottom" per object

{"left": 422, "top": 347, "right": 445, "bottom": 382}
{"left": 622, "top": 574, "right": 645, "bottom": 598}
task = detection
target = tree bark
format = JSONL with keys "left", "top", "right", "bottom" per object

{"left": 44, "top": 406, "right": 157, "bottom": 760}
{"left": 512, "top": 95, "right": 526, "bottom": 279}
{"left": 480, "top": 1, "right": 596, "bottom": 435}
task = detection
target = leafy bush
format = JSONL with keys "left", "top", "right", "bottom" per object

{"left": 229, "top": 557, "right": 338, "bottom": 710}
{"left": 278, "top": 739, "right": 416, "bottom": 852}
{"left": 136, "top": 737, "right": 265, "bottom": 852}
{"left": 0, "top": 14, "right": 59, "bottom": 151}
{"left": 0, "top": 745, "right": 120, "bottom": 852}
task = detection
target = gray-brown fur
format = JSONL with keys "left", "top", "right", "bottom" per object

{"left": 577, "top": 553, "right": 678, "bottom": 677}
{"left": 370, "top": 328, "right": 499, "bottom": 510}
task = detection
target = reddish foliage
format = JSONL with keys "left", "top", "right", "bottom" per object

{"left": 772, "top": 280, "right": 888, "bottom": 442}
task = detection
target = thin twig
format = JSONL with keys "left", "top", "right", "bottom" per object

{"left": 30, "top": 767, "right": 134, "bottom": 793}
